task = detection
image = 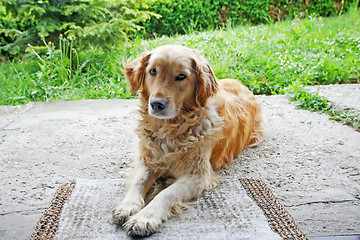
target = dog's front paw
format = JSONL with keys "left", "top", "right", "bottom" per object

{"left": 124, "top": 212, "right": 162, "bottom": 237}
{"left": 113, "top": 200, "right": 144, "bottom": 226}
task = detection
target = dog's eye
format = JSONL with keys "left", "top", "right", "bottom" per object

{"left": 175, "top": 74, "right": 187, "bottom": 81}
{"left": 149, "top": 68, "right": 157, "bottom": 76}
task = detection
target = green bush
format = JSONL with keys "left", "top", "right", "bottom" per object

{"left": 136, "top": 0, "right": 222, "bottom": 37}
{"left": 0, "top": 0, "right": 158, "bottom": 59}
{"left": 1, "top": 0, "right": 356, "bottom": 59}
{"left": 1, "top": 8, "right": 359, "bottom": 105}
{"left": 137, "top": 0, "right": 356, "bottom": 38}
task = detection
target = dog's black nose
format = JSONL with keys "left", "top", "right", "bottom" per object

{"left": 150, "top": 99, "right": 168, "bottom": 112}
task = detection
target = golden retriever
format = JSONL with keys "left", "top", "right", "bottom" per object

{"left": 113, "top": 45, "right": 263, "bottom": 237}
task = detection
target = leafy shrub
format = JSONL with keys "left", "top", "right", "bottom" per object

{"left": 136, "top": 0, "right": 357, "bottom": 38}
{"left": 1, "top": 8, "right": 359, "bottom": 105}
{"left": 0, "top": 0, "right": 158, "bottom": 59}
{"left": 136, "top": 0, "right": 222, "bottom": 37}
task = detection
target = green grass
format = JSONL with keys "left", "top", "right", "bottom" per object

{"left": 287, "top": 81, "right": 360, "bottom": 130}
{"left": 0, "top": 9, "right": 359, "bottom": 105}
{"left": 0, "top": 39, "right": 134, "bottom": 105}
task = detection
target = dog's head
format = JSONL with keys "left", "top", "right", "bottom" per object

{"left": 123, "top": 45, "right": 218, "bottom": 119}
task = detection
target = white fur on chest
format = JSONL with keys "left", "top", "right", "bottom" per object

{"left": 138, "top": 102, "right": 223, "bottom": 175}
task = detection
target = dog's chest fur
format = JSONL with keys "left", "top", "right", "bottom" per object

{"left": 137, "top": 104, "right": 223, "bottom": 176}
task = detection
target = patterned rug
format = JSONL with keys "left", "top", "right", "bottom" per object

{"left": 30, "top": 178, "right": 308, "bottom": 240}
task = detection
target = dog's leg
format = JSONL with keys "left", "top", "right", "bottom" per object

{"left": 124, "top": 173, "right": 215, "bottom": 237}
{"left": 113, "top": 163, "right": 155, "bottom": 225}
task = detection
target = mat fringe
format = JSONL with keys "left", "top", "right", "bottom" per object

{"left": 240, "top": 178, "right": 308, "bottom": 240}
{"left": 30, "top": 181, "right": 76, "bottom": 240}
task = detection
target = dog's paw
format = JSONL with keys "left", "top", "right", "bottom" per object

{"left": 124, "top": 212, "right": 162, "bottom": 237}
{"left": 113, "top": 200, "right": 143, "bottom": 226}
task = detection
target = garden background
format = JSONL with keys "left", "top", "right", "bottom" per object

{"left": 0, "top": 0, "right": 359, "bottom": 128}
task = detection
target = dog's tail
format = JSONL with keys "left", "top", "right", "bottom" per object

{"left": 247, "top": 107, "right": 264, "bottom": 147}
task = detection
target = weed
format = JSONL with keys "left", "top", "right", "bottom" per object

{"left": 0, "top": 37, "right": 133, "bottom": 105}
{"left": 287, "top": 82, "right": 360, "bottom": 131}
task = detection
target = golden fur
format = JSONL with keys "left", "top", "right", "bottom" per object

{"left": 113, "top": 45, "right": 263, "bottom": 237}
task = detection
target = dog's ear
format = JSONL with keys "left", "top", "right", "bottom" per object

{"left": 193, "top": 55, "right": 218, "bottom": 107}
{"left": 123, "top": 51, "right": 151, "bottom": 94}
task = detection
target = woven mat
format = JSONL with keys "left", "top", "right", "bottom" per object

{"left": 30, "top": 178, "right": 307, "bottom": 240}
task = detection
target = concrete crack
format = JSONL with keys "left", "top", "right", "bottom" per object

{"left": 285, "top": 199, "right": 357, "bottom": 208}
{"left": 0, "top": 207, "right": 45, "bottom": 216}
